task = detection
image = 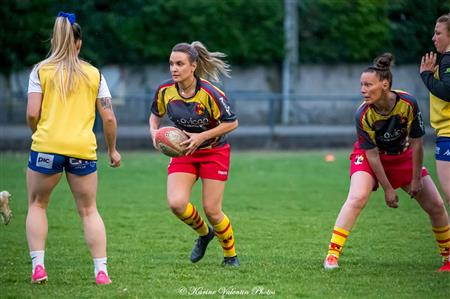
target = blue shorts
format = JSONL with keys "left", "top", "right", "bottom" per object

{"left": 435, "top": 137, "right": 450, "bottom": 162}
{"left": 28, "top": 150, "right": 97, "bottom": 175}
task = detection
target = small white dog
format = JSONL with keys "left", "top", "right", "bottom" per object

{"left": 0, "top": 190, "right": 12, "bottom": 225}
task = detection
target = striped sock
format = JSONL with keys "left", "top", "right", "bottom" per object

{"left": 432, "top": 225, "right": 450, "bottom": 259}
{"left": 327, "top": 226, "right": 350, "bottom": 258}
{"left": 177, "top": 203, "right": 209, "bottom": 236}
{"left": 213, "top": 214, "right": 236, "bottom": 257}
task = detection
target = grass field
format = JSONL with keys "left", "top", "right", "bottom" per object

{"left": 0, "top": 150, "right": 449, "bottom": 298}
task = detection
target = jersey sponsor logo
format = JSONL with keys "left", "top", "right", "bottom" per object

{"left": 354, "top": 155, "right": 364, "bottom": 165}
{"left": 373, "top": 115, "right": 408, "bottom": 148}
{"left": 382, "top": 128, "right": 407, "bottom": 142}
{"left": 176, "top": 117, "right": 210, "bottom": 128}
{"left": 36, "top": 153, "right": 54, "bottom": 169}
{"left": 219, "top": 97, "right": 232, "bottom": 116}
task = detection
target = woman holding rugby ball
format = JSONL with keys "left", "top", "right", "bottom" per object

{"left": 149, "top": 41, "right": 239, "bottom": 266}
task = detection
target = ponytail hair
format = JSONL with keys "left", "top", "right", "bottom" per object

{"left": 35, "top": 13, "right": 87, "bottom": 102}
{"left": 364, "top": 53, "right": 394, "bottom": 88}
{"left": 172, "top": 41, "right": 231, "bottom": 82}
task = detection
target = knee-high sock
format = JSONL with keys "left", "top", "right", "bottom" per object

{"left": 213, "top": 214, "right": 236, "bottom": 257}
{"left": 327, "top": 226, "right": 349, "bottom": 258}
{"left": 176, "top": 203, "right": 209, "bottom": 236}
{"left": 432, "top": 225, "right": 450, "bottom": 259}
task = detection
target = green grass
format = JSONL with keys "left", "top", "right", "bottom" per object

{"left": 0, "top": 150, "right": 449, "bottom": 299}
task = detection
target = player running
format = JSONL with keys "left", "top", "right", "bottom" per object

{"left": 149, "top": 42, "right": 240, "bottom": 266}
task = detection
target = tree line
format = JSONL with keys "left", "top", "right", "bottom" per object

{"left": 1, "top": 0, "right": 449, "bottom": 75}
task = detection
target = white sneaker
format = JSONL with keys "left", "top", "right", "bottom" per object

{"left": 324, "top": 254, "right": 339, "bottom": 270}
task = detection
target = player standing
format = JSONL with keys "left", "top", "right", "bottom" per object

{"left": 26, "top": 12, "right": 121, "bottom": 284}
{"left": 420, "top": 13, "right": 450, "bottom": 209}
{"left": 323, "top": 53, "right": 450, "bottom": 272}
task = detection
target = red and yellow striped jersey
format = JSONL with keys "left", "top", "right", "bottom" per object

{"left": 151, "top": 77, "right": 237, "bottom": 149}
{"left": 355, "top": 90, "right": 425, "bottom": 154}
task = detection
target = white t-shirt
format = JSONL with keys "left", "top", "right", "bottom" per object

{"left": 28, "top": 68, "right": 112, "bottom": 98}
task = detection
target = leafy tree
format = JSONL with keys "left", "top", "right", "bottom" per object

{"left": 298, "top": 0, "right": 390, "bottom": 63}
{"left": 0, "top": 0, "right": 448, "bottom": 74}
{"left": 386, "top": 0, "right": 450, "bottom": 63}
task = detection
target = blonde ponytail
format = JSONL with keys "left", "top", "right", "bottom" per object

{"left": 172, "top": 41, "right": 231, "bottom": 82}
{"left": 36, "top": 14, "right": 88, "bottom": 103}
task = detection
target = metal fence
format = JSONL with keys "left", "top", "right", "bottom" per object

{"left": 0, "top": 91, "right": 431, "bottom": 128}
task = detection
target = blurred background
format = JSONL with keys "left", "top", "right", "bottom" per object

{"left": 1, "top": 0, "right": 449, "bottom": 150}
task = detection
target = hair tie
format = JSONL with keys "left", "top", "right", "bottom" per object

{"left": 57, "top": 11, "right": 76, "bottom": 25}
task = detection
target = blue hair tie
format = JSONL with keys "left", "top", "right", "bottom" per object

{"left": 57, "top": 11, "right": 76, "bottom": 25}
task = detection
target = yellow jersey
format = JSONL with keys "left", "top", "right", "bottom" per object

{"left": 429, "top": 69, "right": 450, "bottom": 137}
{"left": 420, "top": 52, "right": 450, "bottom": 137}
{"left": 30, "top": 62, "right": 101, "bottom": 160}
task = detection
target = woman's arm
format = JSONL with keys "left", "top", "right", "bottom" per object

{"left": 408, "top": 137, "right": 424, "bottom": 198}
{"left": 26, "top": 92, "right": 42, "bottom": 133}
{"left": 365, "top": 148, "right": 399, "bottom": 208}
{"left": 96, "top": 97, "right": 121, "bottom": 167}
{"left": 420, "top": 52, "right": 450, "bottom": 101}
{"left": 182, "top": 120, "right": 238, "bottom": 155}
{"left": 149, "top": 113, "right": 162, "bottom": 149}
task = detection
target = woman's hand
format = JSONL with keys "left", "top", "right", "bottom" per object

{"left": 150, "top": 128, "right": 159, "bottom": 150}
{"left": 408, "top": 177, "right": 423, "bottom": 199}
{"left": 420, "top": 52, "right": 437, "bottom": 73}
{"left": 384, "top": 188, "right": 399, "bottom": 208}
{"left": 109, "top": 149, "right": 121, "bottom": 167}
{"left": 180, "top": 131, "right": 206, "bottom": 155}
{"left": 149, "top": 114, "right": 161, "bottom": 150}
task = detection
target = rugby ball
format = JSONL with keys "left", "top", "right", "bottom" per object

{"left": 154, "top": 127, "right": 188, "bottom": 157}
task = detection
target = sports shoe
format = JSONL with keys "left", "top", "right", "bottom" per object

{"left": 190, "top": 226, "right": 215, "bottom": 263}
{"left": 222, "top": 256, "right": 240, "bottom": 267}
{"left": 95, "top": 271, "right": 112, "bottom": 285}
{"left": 0, "top": 191, "right": 12, "bottom": 225}
{"left": 438, "top": 261, "right": 450, "bottom": 272}
{"left": 31, "top": 265, "right": 48, "bottom": 284}
{"left": 323, "top": 254, "right": 339, "bottom": 270}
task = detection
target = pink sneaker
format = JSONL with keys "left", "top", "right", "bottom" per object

{"left": 438, "top": 261, "right": 450, "bottom": 272}
{"left": 31, "top": 265, "right": 48, "bottom": 284}
{"left": 95, "top": 271, "right": 112, "bottom": 285}
{"left": 323, "top": 254, "right": 339, "bottom": 270}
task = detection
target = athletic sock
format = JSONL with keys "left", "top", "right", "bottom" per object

{"left": 432, "top": 225, "right": 450, "bottom": 260}
{"left": 327, "top": 226, "right": 350, "bottom": 258}
{"left": 177, "top": 203, "right": 209, "bottom": 236}
{"left": 93, "top": 257, "right": 108, "bottom": 277}
{"left": 30, "top": 250, "right": 45, "bottom": 272}
{"left": 213, "top": 214, "right": 236, "bottom": 257}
